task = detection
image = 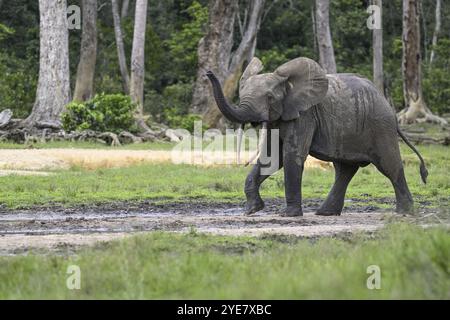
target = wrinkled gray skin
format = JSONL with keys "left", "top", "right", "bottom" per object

{"left": 207, "top": 57, "right": 428, "bottom": 216}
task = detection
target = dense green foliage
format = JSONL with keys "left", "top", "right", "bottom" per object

{"left": 0, "top": 224, "right": 448, "bottom": 299}
{"left": 62, "top": 93, "right": 136, "bottom": 133}
{"left": 0, "top": 0, "right": 449, "bottom": 123}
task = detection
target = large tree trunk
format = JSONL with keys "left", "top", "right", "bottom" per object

{"left": 191, "top": 0, "right": 237, "bottom": 116}
{"left": 192, "top": 0, "right": 265, "bottom": 128}
{"left": 315, "top": 0, "right": 336, "bottom": 74}
{"left": 73, "top": 0, "right": 98, "bottom": 102}
{"left": 130, "top": 0, "right": 149, "bottom": 131}
{"left": 111, "top": 0, "right": 130, "bottom": 94}
{"left": 24, "top": 0, "right": 71, "bottom": 127}
{"left": 397, "top": 0, "right": 447, "bottom": 125}
{"left": 372, "top": 0, "right": 384, "bottom": 95}
{"left": 429, "top": 0, "right": 441, "bottom": 65}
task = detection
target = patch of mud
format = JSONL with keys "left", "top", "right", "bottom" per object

{"left": 0, "top": 199, "right": 446, "bottom": 255}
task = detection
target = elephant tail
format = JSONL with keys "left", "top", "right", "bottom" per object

{"left": 397, "top": 128, "right": 428, "bottom": 184}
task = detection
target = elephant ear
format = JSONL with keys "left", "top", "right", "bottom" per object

{"left": 239, "top": 57, "right": 264, "bottom": 94}
{"left": 274, "top": 57, "right": 329, "bottom": 121}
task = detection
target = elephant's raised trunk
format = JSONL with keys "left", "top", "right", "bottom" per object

{"left": 206, "top": 71, "right": 251, "bottom": 124}
{"left": 206, "top": 71, "right": 266, "bottom": 166}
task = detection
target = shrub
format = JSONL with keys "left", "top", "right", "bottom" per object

{"left": 62, "top": 93, "right": 136, "bottom": 133}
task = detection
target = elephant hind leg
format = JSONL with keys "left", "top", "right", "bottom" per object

{"left": 373, "top": 153, "right": 414, "bottom": 214}
{"left": 316, "top": 162, "right": 359, "bottom": 216}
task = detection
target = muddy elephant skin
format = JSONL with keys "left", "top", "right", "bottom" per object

{"left": 206, "top": 57, "right": 427, "bottom": 217}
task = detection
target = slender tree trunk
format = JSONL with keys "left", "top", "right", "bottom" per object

{"left": 315, "top": 0, "right": 336, "bottom": 73}
{"left": 372, "top": 0, "right": 384, "bottom": 94}
{"left": 130, "top": 0, "right": 149, "bottom": 130}
{"left": 73, "top": 0, "right": 97, "bottom": 102}
{"left": 429, "top": 0, "right": 441, "bottom": 65}
{"left": 397, "top": 0, "right": 447, "bottom": 125}
{"left": 112, "top": 0, "right": 130, "bottom": 94}
{"left": 192, "top": 0, "right": 265, "bottom": 128}
{"left": 24, "top": 0, "right": 70, "bottom": 127}
{"left": 121, "top": 0, "right": 130, "bottom": 19}
{"left": 311, "top": 4, "right": 318, "bottom": 57}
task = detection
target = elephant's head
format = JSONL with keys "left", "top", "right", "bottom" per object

{"left": 206, "top": 57, "right": 329, "bottom": 164}
{"left": 206, "top": 57, "right": 329, "bottom": 124}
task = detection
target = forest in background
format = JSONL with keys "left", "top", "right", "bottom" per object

{"left": 0, "top": 0, "right": 449, "bottom": 131}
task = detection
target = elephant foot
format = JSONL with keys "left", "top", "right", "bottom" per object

{"left": 315, "top": 205, "right": 342, "bottom": 216}
{"left": 280, "top": 206, "right": 303, "bottom": 217}
{"left": 244, "top": 198, "right": 265, "bottom": 215}
{"left": 395, "top": 201, "right": 414, "bottom": 215}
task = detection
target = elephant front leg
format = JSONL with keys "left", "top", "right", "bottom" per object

{"left": 282, "top": 152, "right": 304, "bottom": 217}
{"left": 244, "top": 164, "right": 267, "bottom": 215}
{"left": 244, "top": 157, "right": 283, "bottom": 215}
{"left": 244, "top": 130, "right": 283, "bottom": 215}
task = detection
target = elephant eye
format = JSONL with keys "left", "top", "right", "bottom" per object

{"left": 267, "top": 93, "right": 275, "bottom": 103}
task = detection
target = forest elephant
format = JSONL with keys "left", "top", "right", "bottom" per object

{"left": 206, "top": 57, "right": 428, "bottom": 217}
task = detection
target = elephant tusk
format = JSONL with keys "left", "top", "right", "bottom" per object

{"left": 245, "top": 122, "right": 267, "bottom": 167}
{"left": 236, "top": 123, "right": 244, "bottom": 165}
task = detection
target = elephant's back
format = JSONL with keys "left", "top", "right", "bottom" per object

{"left": 324, "top": 74, "right": 397, "bottom": 129}
{"left": 333, "top": 73, "right": 396, "bottom": 120}
{"left": 310, "top": 74, "right": 397, "bottom": 161}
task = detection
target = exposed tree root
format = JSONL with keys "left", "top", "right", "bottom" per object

{"left": 397, "top": 98, "right": 448, "bottom": 126}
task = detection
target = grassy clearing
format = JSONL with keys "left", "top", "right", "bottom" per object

{"left": 0, "top": 144, "right": 448, "bottom": 209}
{"left": 0, "top": 223, "right": 448, "bottom": 299}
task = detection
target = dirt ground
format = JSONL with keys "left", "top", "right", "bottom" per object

{"left": 0, "top": 148, "right": 331, "bottom": 171}
{"left": 0, "top": 198, "right": 443, "bottom": 255}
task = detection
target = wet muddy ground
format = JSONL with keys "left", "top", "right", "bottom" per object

{"left": 0, "top": 198, "right": 445, "bottom": 255}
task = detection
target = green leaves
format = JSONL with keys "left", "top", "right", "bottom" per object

{"left": 62, "top": 94, "right": 137, "bottom": 134}
{"left": 165, "top": 1, "right": 208, "bottom": 83}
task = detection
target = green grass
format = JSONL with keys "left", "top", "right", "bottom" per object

{"left": 0, "top": 223, "right": 448, "bottom": 299}
{"left": 0, "top": 144, "right": 448, "bottom": 209}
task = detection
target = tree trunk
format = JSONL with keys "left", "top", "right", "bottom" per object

{"left": 112, "top": 0, "right": 130, "bottom": 94}
{"left": 397, "top": 0, "right": 447, "bottom": 125}
{"left": 73, "top": 0, "right": 97, "bottom": 102}
{"left": 315, "top": 0, "right": 336, "bottom": 74}
{"left": 130, "top": 0, "right": 149, "bottom": 131}
{"left": 24, "top": 0, "right": 71, "bottom": 127}
{"left": 372, "top": 0, "right": 384, "bottom": 94}
{"left": 192, "top": 0, "right": 265, "bottom": 128}
{"left": 121, "top": 0, "right": 130, "bottom": 19}
{"left": 311, "top": 4, "right": 318, "bottom": 57}
{"left": 191, "top": 0, "right": 237, "bottom": 116}
{"left": 429, "top": 0, "right": 441, "bottom": 65}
